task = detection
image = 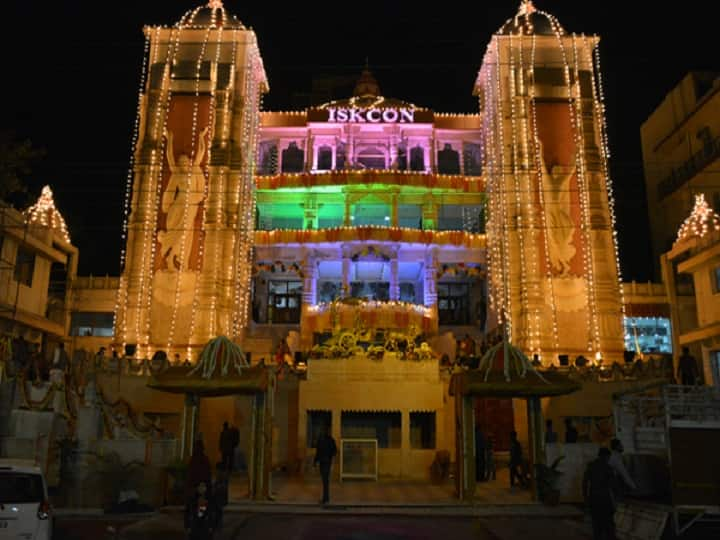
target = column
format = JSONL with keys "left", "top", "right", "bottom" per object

{"left": 344, "top": 193, "right": 352, "bottom": 226}
{"left": 390, "top": 258, "right": 399, "bottom": 301}
{"left": 301, "top": 253, "right": 316, "bottom": 306}
{"left": 526, "top": 396, "right": 544, "bottom": 502}
{"left": 401, "top": 410, "right": 410, "bottom": 478}
{"left": 424, "top": 249, "right": 438, "bottom": 306}
{"left": 331, "top": 143, "right": 337, "bottom": 170}
{"left": 390, "top": 193, "right": 399, "bottom": 228}
{"left": 180, "top": 393, "right": 200, "bottom": 461}
{"left": 342, "top": 257, "right": 351, "bottom": 298}
{"left": 421, "top": 198, "right": 438, "bottom": 230}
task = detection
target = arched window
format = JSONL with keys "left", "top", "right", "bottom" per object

{"left": 410, "top": 145, "right": 425, "bottom": 171}
{"left": 317, "top": 145, "right": 332, "bottom": 170}
{"left": 356, "top": 146, "right": 386, "bottom": 170}
{"left": 281, "top": 141, "right": 305, "bottom": 173}
{"left": 437, "top": 143, "right": 460, "bottom": 175}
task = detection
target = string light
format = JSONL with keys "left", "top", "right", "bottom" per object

{"left": 478, "top": 2, "right": 624, "bottom": 364}
{"left": 115, "top": 2, "right": 267, "bottom": 362}
{"left": 676, "top": 193, "right": 720, "bottom": 242}
{"left": 24, "top": 186, "right": 71, "bottom": 244}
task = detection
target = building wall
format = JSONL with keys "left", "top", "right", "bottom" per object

{"left": 641, "top": 72, "right": 720, "bottom": 277}
{"left": 298, "top": 355, "right": 449, "bottom": 479}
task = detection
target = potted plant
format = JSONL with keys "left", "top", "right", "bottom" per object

{"left": 535, "top": 456, "right": 565, "bottom": 506}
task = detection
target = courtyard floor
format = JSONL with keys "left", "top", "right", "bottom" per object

{"left": 228, "top": 467, "right": 533, "bottom": 505}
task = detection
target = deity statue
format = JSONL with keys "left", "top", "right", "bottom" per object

{"left": 539, "top": 141, "right": 577, "bottom": 276}
{"left": 159, "top": 127, "right": 209, "bottom": 272}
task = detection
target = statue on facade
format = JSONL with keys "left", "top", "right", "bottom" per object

{"left": 159, "top": 127, "right": 209, "bottom": 272}
{"left": 539, "top": 141, "right": 577, "bottom": 276}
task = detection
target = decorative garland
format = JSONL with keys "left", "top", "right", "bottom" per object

{"left": 256, "top": 170, "right": 485, "bottom": 193}
{"left": 253, "top": 260, "right": 304, "bottom": 277}
{"left": 436, "top": 263, "right": 484, "bottom": 280}
{"left": 477, "top": 339, "right": 548, "bottom": 384}
{"left": 255, "top": 227, "right": 485, "bottom": 248}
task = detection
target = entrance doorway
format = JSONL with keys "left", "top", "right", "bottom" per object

{"left": 474, "top": 397, "right": 515, "bottom": 452}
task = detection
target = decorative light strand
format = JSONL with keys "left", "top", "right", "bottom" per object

{"left": 676, "top": 193, "right": 720, "bottom": 242}
{"left": 114, "top": 30, "right": 151, "bottom": 354}
{"left": 24, "top": 186, "right": 71, "bottom": 243}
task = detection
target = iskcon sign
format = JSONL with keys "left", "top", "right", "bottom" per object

{"left": 327, "top": 107, "right": 415, "bottom": 123}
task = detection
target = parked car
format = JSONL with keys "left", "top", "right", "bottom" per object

{"left": 0, "top": 459, "right": 52, "bottom": 540}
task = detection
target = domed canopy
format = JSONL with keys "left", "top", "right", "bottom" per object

{"left": 177, "top": 1, "right": 245, "bottom": 29}
{"left": 498, "top": 1, "right": 565, "bottom": 36}
{"left": 450, "top": 339, "right": 580, "bottom": 398}
{"left": 675, "top": 193, "right": 720, "bottom": 244}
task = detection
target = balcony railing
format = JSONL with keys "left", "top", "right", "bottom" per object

{"left": 657, "top": 136, "right": 720, "bottom": 201}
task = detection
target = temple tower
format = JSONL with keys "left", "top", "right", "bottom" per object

{"left": 476, "top": 1, "right": 624, "bottom": 362}
{"left": 115, "top": 1, "right": 268, "bottom": 359}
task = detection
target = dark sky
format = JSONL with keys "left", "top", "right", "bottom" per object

{"left": 4, "top": 1, "right": 718, "bottom": 280}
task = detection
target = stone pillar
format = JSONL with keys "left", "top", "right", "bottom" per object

{"left": 180, "top": 393, "right": 200, "bottom": 461}
{"left": 421, "top": 199, "right": 438, "bottom": 230}
{"left": 342, "top": 257, "right": 351, "bottom": 298}
{"left": 390, "top": 193, "right": 399, "bottom": 228}
{"left": 424, "top": 249, "right": 438, "bottom": 306}
{"left": 344, "top": 195, "right": 352, "bottom": 226}
{"left": 249, "top": 389, "right": 272, "bottom": 500}
{"left": 526, "top": 396, "right": 544, "bottom": 502}
{"left": 401, "top": 409, "right": 410, "bottom": 477}
{"left": 390, "top": 258, "right": 400, "bottom": 301}
{"left": 301, "top": 253, "right": 316, "bottom": 306}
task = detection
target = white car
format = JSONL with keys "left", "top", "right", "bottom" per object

{"left": 0, "top": 460, "right": 52, "bottom": 540}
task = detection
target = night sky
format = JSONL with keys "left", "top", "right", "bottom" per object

{"left": 4, "top": 1, "right": 718, "bottom": 280}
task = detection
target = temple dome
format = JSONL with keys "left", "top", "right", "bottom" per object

{"left": 177, "top": 1, "right": 245, "bottom": 29}
{"left": 498, "top": 1, "right": 565, "bottom": 36}
{"left": 317, "top": 66, "right": 426, "bottom": 111}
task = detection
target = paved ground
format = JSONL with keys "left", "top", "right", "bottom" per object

{"left": 229, "top": 514, "right": 593, "bottom": 540}
{"left": 229, "top": 468, "right": 532, "bottom": 505}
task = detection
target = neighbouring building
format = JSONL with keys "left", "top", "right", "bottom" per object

{"left": 662, "top": 194, "right": 720, "bottom": 386}
{"left": 641, "top": 71, "right": 720, "bottom": 278}
{"left": 0, "top": 188, "right": 77, "bottom": 361}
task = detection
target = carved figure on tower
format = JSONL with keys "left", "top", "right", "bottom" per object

{"left": 159, "top": 127, "right": 209, "bottom": 272}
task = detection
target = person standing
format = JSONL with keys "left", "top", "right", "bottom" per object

{"left": 219, "top": 422, "right": 233, "bottom": 471}
{"left": 475, "top": 425, "right": 486, "bottom": 482}
{"left": 50, "top": 342, "right": 69, "bottom": 385}
{"left": 485, "top": 436, "right": 496, "bottom": 481}
{"left": 509, "top": 431, "right": 527, "bottom": 488}
{"left": 186, "top": 440, "right": 212, "bottom": 501}
{"left": 314, "top": 425, "right": 337, "bottom": 505}
{"left": 545, "top": 419, "right": 558, "bottom": 444}
{"left": 229, "top": 424, "right": 240, "bottom": 472}
{"left": 564, "top": 418, "right": 579, "bottom": 443}
{"left": 677, "top": 347, "right": 700, "bottom": 386}
{"left": 583, "top": 447, "right": 617, "bottom": 540}
{"left": 609, "top": 439, "right": 636, "bottom": 498}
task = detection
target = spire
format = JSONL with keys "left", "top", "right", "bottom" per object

{"left": 25, "top": 185, "right": 71, "bottom": 243}
{"left": 353, "top": 61, "right": 381, "bottom": 97}
{"left": 518, "top": 0, "right": 536, "bottom": 16}
{"left": 676, "top": 193, "right": 720, "bottom": 244}
{"left": 208, "top": 0, "right": 223, "bottom": 7}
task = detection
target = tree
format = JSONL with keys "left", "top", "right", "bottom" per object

{"left": 0, "top": 130, "right": 45, "bottom": 205}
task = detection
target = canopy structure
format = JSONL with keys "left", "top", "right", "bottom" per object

{"left": 148, "top": 336, "right": 267, "bottom": 396}
{"left": 450, "top": 339, "right": 580, "bottom": 501}
{"left": 146, "top": 336, "right": 273, "bottom": 500}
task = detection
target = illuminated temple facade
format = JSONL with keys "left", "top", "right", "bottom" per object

{"left": 64, "top": 1, "right": 630, "bottom": 476}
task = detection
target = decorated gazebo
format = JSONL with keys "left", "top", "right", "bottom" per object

{"left": 147, "top": 336, "right": 274, "bottom": 500}
{"left": 450, "top": 339, "right": 581, "bottom": 500}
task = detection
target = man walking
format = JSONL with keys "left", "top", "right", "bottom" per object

{"left": 509, "top": 431, "right": 527, "bottom": 488}
{"left": 677, "top": 347, "right": 699, "bottom": 386}
{"left": 314, "top": 425, "right": 337, "bottom": 505}
{"left": 583, "top": 447, "right": 617, "bottom": 540}
{"left": 219, "top": 422, "right": 233, "bottom": 471}
{"left": 229, "top": 424, "right": 240, "bottom": 472}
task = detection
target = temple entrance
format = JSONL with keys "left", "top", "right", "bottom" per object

{"left": 474, "top": 397, "right": 514, "bottom": 452}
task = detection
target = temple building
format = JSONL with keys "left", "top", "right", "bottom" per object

{"left": 18, "top": 1, "right": 652, "bottom": 481}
